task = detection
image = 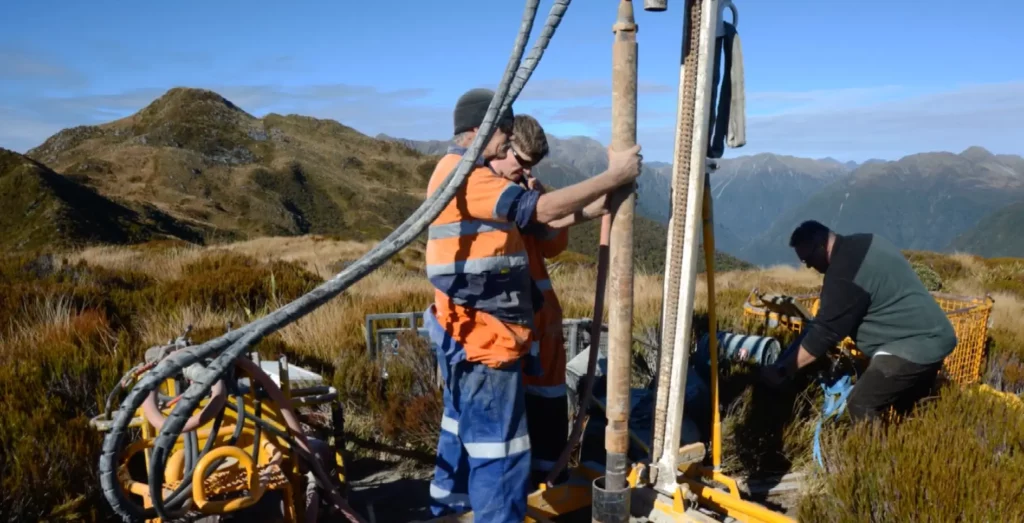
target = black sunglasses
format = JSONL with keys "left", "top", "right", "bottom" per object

{"left": 506, "top": 143, "right": 537, "bottom": 169}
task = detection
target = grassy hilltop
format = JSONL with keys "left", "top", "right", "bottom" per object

{"left": 0, "top": 237, "right": 1022, "bottom": 521}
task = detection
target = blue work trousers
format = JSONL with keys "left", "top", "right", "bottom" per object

{"left": 425, "top": 308, "right": 532, "bottom": 522}
{"left": 524, "top": 387, "right": 569, "bottom": 487}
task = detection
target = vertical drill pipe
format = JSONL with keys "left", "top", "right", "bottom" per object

{"left": 650, "top": 0, "right": 702, "bottom": 478}
{"left": 606, "top": 0, "right": 638, "bottom": 495}
{"left": 656, "top": 0, "right": 720, "bottom": 491}
{"left": 701, "top": 172, "right": 721, "bottom": 469}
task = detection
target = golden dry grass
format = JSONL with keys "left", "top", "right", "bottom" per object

{"left": 68, "top": 242, "right": 206, "bottom": 281}
{"left": 2, "top": 236, "right": 1022, "bottom": 521}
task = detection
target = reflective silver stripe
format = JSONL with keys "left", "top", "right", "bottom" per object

{"left": 532, "top": 458, "right": 557, "bottom": 471}
{"left": 530, "top": 341, "right": 540, "bottom": 357}
{"left": 441, "top": 416, "right": 459, "bottom": 434}
{"left": 464, "top": 433, "right": 531, "bottom": 459}
{"left": 428, "top": 219, "right": 512, "bottom": 240}
{"left": 535, "top": 279, "right": 553, "bottom": 292}
{"left": 429, "top": 483, "right": 470, "bottom": 506}
{"left": 526, "top": 383, "right": 567, "bottom": 398}
{"left": 426, "top": 252, "right": 529, "bottom": 277}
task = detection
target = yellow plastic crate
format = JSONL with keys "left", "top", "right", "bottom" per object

{"left": 742, "top": 288, "right": 994, "bottom": 386}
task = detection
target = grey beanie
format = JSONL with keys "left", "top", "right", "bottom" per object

{"left": 453, "top": 88, "right": 514, "bottom": 135}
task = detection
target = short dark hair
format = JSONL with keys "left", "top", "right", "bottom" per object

{"left": 789, "top": 220, "right": 831, "bottom": 248}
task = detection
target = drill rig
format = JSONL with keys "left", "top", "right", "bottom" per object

{"left": 427, "top": 0, "right": 793, "bottom": 522}
{"left": 94, "top": 1, "right": 794, "bottom": 522}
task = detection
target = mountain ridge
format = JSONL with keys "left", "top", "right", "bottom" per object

{"left": 12, "top": 86, "right": 1024, "bottom": 270}
{"left": 11, "top": 87, "right": 748, "bottom": 273}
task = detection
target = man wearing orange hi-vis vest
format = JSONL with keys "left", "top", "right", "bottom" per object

{"left": 424, "top": 88, "right": 642, "bottom": 522}
{"left": 487, "top": 114, "right": 617, "bottom": 487}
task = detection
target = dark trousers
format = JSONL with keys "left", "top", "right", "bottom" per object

{"left": 846, "top": 353, "right": 942, "bottom": 422}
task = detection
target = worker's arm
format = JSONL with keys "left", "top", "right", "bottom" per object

{"left": 764, "top": 278, "right": 869, "bottom": 384}
{"left": 544, "top": 193, "right": 614, "bottom": 229}
{"left": 517, "top": 177, "right": 571, "bottom": 257}
{"left": 532, "top": 145, "right": 641, "bottom": 225}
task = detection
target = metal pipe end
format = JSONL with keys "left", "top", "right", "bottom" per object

{"left": 643, "top": 0, "right": 668, "bottom": 11}
{"left": 617, "top": 0, "right": 636, "bottom": 23}
{"left": 593, "top": 476, "right": 632, "bottom": 523}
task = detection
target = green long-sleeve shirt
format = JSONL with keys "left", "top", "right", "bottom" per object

{"left": 802, "top": 233, "right": 958, "bottom": 365}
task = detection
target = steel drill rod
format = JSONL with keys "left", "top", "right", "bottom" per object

{"left": 606, "top": 0, "right": 638, "bottom": 494}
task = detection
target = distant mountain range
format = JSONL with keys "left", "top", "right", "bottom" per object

{"left": 382, "top": 133, "right": 1024, "bottom": 266}
{"left": 5, "top": 86, "right": 1023, "bottom": 268}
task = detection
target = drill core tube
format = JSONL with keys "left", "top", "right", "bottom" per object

{"left": 604, "top": 0, "right": 637, "bottom": 500}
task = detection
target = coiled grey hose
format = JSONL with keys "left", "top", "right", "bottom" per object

{"left": 98, "top": 0, "right": 572, "bottom": 520}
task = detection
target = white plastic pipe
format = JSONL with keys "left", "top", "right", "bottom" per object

{"left": 656, "top": 0, "right": 722, "bottom": 492}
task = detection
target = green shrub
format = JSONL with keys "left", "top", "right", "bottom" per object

{"left": 161, "top": 252, "right": 322, "bottom": 315}
{"left": 912, "top": 261, "right": 943, "bottom": 291}
{"left": 903, "top": 250, "right": 969, "bottom": 282}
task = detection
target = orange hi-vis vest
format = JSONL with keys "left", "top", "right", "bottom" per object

{"left": 425, "top": 146, "right": 541, "bottom": 370}
{"left": 521, "top": 224, "right": 569, "bottom": 395}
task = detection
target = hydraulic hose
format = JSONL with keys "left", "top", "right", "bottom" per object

{"left": 97, "top": 0, "right": 569, "bottom": 520}
{"left": 143, "top": 0, "right": 574, "bottom": 518}
{"left": 143, "top": 0, "right": 543, "bottom": 517}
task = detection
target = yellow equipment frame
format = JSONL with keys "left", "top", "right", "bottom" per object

{"left": 742, "top": 288, "right": 995, "bottom": 386}
{"left": 95, "top": 356, "right": 346, "bottom": 522}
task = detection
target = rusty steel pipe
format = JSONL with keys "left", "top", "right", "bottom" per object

{"left": 604, "top": 0, "right": 638, "bottom": 499}
{"left": 545, "top": 217, "right": 610, "bottom": 486}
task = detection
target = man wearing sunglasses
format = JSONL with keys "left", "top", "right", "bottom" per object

{"left": 424, "top": 91, "right": 642, "bottom": 522}
{"left": 487, "top": 114, "right": 628, "bottom": 490}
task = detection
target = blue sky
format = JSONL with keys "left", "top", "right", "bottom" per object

{"left": 2, "top": 0, "right": 1022, "bottom": 163}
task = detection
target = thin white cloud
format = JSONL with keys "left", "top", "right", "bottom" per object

{"left": 0, "top": 83, "right": 450, "bottom": 153}
{"left": 542, "top": 81, "right": 1024, "bottom": 163}
{"left": 3, "top": 80, "right": 1022, "bottom": 164}
{"left": 518, "top": 78, "right": 674, "bottom": 101}
{"left": 0, "top": 48, "right": 89, "bottom": 88}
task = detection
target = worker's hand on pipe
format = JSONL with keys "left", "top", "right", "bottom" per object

{"left": 607, "top": 144, "right": 643, "bottom": 186}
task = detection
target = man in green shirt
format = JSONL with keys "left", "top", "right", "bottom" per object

{"left": 762, "top": 220, "right": 958, "bottom": 421}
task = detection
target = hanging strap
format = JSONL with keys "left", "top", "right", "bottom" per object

{"left": 707, "top": 21, "right": 746, "bottom": 159}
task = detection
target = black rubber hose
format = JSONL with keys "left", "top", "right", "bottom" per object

{"left": 140, "top": 0, "right": 548, "bottom": 516}
{"left": 98, "top": 0, "right": 569, "bottom": 518}
{"left": 155, "top": 399, "right": 228, "bottom": 516}
{"left": 251, "top": 398, "right": 263, "bottom": 463}
{"left": 102, "top": 363, "right": 142, "bottom": 418}
{"left": 149, "top": 376, "right": 228, "bottom": 519}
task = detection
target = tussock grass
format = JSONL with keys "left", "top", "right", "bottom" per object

{"left": 799, "top": 385, "right": 1024, "bottom": 522}
{"left": 0, "top": 235, "right": 1021, "bottom": 520}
